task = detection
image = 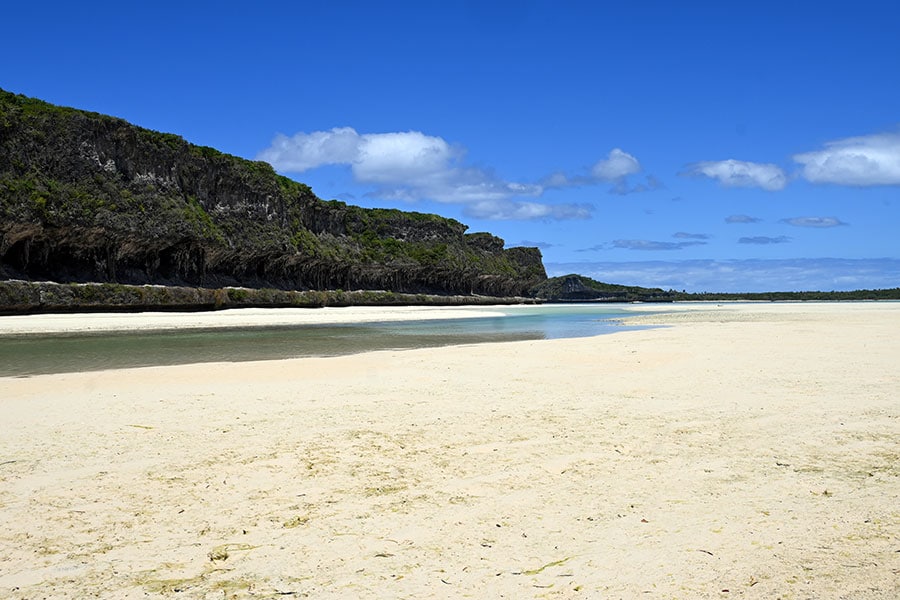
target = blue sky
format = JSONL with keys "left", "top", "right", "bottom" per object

{"left": 3, "top": 1, "right": 899, "bottom": 292}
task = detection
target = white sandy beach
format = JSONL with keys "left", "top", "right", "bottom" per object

{"left": 0, "top": 304, "right": 511, "bottom": 335}
{"left": 1, "top": 302, "right": 898, "bottom": 598}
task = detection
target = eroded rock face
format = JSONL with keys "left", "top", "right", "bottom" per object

{"left": 0, "top": 89, "right": 546, "bottom": 296}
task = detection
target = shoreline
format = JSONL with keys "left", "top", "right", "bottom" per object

{"left": 0, "top": 304, "right": 513, "bottom": 336}
{"left": 2, "top": 302, "right": 898, "bottom": 598}
{"left": 2, "top": 299, "right": 897, "bottom": 337}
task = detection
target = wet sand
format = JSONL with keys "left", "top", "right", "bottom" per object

{"left": 1, "top": 302, "right": 898, "bottom": 598}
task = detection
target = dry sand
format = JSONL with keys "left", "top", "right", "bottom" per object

{"left": 1, "top": 302, "right": 898, "bottom": 598}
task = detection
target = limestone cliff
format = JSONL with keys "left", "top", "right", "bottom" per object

{"left": 0, "top": 89, "right": 546, "bottom": 297}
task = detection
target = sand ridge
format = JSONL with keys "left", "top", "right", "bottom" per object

{"left": 0, "top": 304, "right": 511, "bottom": 335}
{"left": 1, "top": 302, "right": 898, "bottom": 598}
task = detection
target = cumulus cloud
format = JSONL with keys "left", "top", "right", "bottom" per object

{"left": 351, "top": 130, "right": 459, "bottom": 184}
{"left": 726, "top": 214, "right": 762, "bottom": 224}
{"left": 612, "top": 239, "right": 707, "bottom": 251}
{"left": 794, "top": 132, "right": 900, "bottom": 186}
{"left": 542, "top": 149, "right": 660, "bottom": 195}
{"left": 686, "top": 159, "right": 787, "bottom": 191}
{"left": 258, "top": 127, "right": 563, "bottom": 219}
{"left": 780, "top": 216, "right": 847, "bottom": 228}
{"left": 592, "top": 149, "right": 641, "bottom": 180}
{"left": 257, "top": 127, "right": 361, "bottom": 171}
{"left": 739, "top": 236, "right": 791, "bottom": 244}
{"left": 673, "top": 232, "right": 710, "bottom": 240}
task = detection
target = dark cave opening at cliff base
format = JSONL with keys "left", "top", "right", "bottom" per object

{"left": 1, "top": 239, "right": 115, "bottom": 284}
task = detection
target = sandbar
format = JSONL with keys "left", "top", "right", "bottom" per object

{"left": 0, "top": 305, "right": 512, "bottom": 335}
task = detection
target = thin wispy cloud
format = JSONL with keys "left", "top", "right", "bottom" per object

{"left": 464, "top": 199, "right": 592, "bottom": 221}
{"left": 781, "top": 216, "right": 847, "bottom": 228}
{"left": 726, "top": 214, "right": 762, "bottom": 224}
{"left": 739, "top": 235, "right": 791, "bottom": 244}
{"left": 685, "top": 159, "right": 788, "bottom": 191}
{"left": 794, "top": 132, "right": 900, "bottom": 186}
{"left": 673, "top": 232, "right": 711, "bottom": 240}
{"left": 576, "top": 244, "right": 608, "bottom": 253}
{"left": 511, "top": 240, "right": 556, "bottom": 250}
{"left": 612, "top": 239, "right": 707, "bottom": 251}
{"left": 610, "top": 174, "right": 664, "bottom": 196}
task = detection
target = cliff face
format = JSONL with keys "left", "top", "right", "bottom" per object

{"left": 0, "top": 90, "right": 546, "bottom": 296}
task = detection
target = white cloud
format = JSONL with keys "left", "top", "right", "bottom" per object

{"left": 687, "top": 159, "right": 787, "bottom": 191}
{"left": 542, "top": 149, "right": 658, "bottom": 195}
{"left": 258, "top": 132, "right": 656, "bottom": 218}
{"left": 352, "top": 131, "right": 458, "bottom": 184}
{"left": 794, "top": 132, "right": 900, "bottom": 186}
{"left": 256, "top": 127, "right": 360, "bottom": 172}
{"left": 592, "top": 148, "right": 641, "bottom": 180}
{"left": 257, "top": 127, "right": 460, "bottom": 184}
{"left": 257, "top": 128, "right": 564, "bottom": 218}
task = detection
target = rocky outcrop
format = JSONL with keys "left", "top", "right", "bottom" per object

{"left": 529, "top": 274, "right": 675, "bottom": 302}
{"left": 0, "top": 280, "right": 538, "bottom": 315}
{"left": 0, "top": 89, "right": 546, "bottom": 298}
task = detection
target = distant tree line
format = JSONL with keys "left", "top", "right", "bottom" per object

{"left": 533, "top": 275, "right": 900, "bottom": 303}
{"left": 671, "top": 288, "right": 900, "bottom": 302}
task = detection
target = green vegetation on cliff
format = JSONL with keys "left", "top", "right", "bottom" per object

{"left": 530, "top": 274, "right": 676, "bottom": 302}
{"left": 0, "top": 89, "right": 546, "bottom": 297}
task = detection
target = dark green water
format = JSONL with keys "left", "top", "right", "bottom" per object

{"left": 0, "top": 305, "right": 646, "bottom": 377}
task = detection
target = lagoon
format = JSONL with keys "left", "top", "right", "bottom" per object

{"left": 0, "top": 304, "right": 647, "bottom": 377}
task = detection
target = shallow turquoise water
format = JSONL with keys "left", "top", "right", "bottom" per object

{"left": 0, "top": 304, "right": 647, "bottom": 376}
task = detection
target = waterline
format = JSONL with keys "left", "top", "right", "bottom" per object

{"left": 0, "top": 304, "right": 646, "bottom": 377}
